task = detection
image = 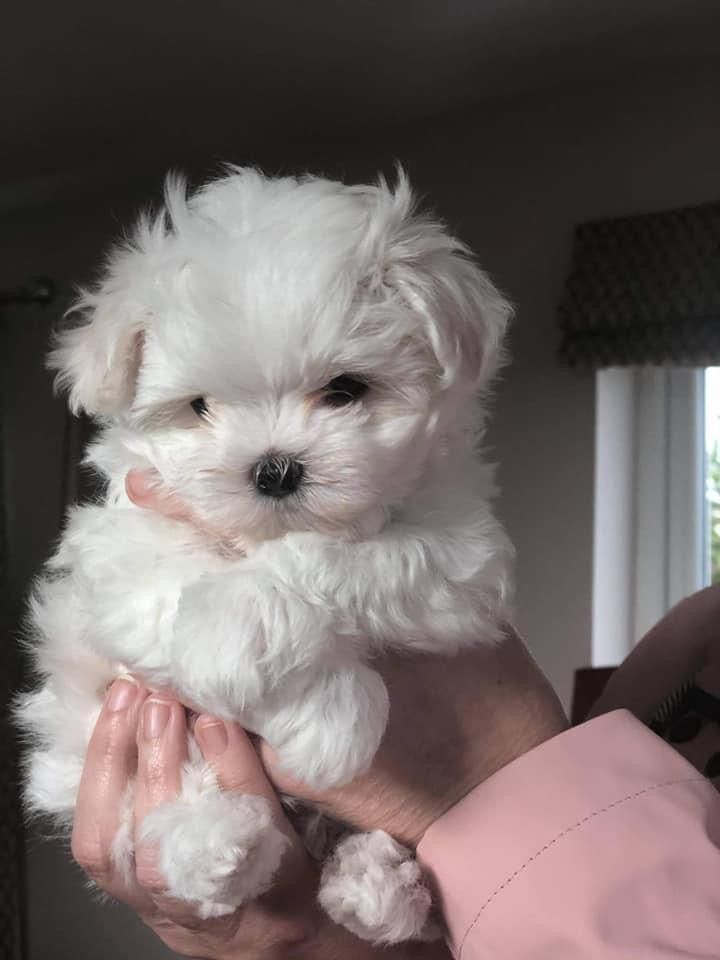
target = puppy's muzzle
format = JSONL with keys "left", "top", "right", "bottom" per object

{"left": 253, "top": 455, "right": 304, "bottom": 499}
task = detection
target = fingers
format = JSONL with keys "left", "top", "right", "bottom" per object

{"left": 125, "top": 470, "right": 191, "bottom": 522}
{"left": 194, "top": 716, "right": 315, "bottom": 902}
{"left": 133, "top": 695, "right": 188, "bottom": 894}
{"left": 135, "top": 696, "right": 187, "bottom": 818}
{"left": 126, "top": 470, "right": 225, "bottom": 546}
{"left": 132, "top": 708, "right": 307, "bottom": 922}
{"left": 71, "top": 678, "right": 148, "bottom": 903}
{"left": 75, "top": 683, "right": 311, "bottom": 944}
{"left": 194, "top": 717, "right": 311, "bottom": 876}
{"left": 195, "top": 716, "right": 286, "bottom": 821}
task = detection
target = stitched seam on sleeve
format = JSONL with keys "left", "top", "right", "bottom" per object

{"left": 457, "top": 775, "right": 710, "bottom": 958}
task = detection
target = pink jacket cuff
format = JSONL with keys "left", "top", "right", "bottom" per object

{"left": 417, "top": 710, "right": 720, "bottom": 958}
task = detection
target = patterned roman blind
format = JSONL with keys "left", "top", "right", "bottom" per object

{"left": 558, "top": 202, "right": 720, "bottom": 367}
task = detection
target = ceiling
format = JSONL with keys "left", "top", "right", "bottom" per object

{"left": 4, "top": 0, "right": 720, "bottom": 192}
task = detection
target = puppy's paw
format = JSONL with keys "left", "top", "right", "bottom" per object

{"left": 172, "top": 571, "right": 335, "bottom": 718}
{"left": 140, "top": 790, "right": 289, "bottom": 917}
{"left": 319, "top": 831, "right": 438, "bottom": 944}
{"left": 267, "top": 664, "right": 389, "bottom": 790}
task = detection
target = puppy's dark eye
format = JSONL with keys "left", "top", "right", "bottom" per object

{"left": 322, "top": 375, "right": 368, "bottom": 408}
{"left": 190, "top": 397, "right": 209, "bottom": 418}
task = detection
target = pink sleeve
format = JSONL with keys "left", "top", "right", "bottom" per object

{"left": 417, "top": 710, "right": 720, "bottom": 958}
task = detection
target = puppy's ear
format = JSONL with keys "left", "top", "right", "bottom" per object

{"left": 365, "top": 169, "right": 513, "bottom": 393}
{"left": 49, "top": 290, "right": 145, "bottom": 417}
{"left": 50, "top": 177, "right": 189, "bottom": 417}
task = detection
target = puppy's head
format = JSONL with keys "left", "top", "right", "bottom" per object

{"left": 51, "top": 168, "right": 511, "bottom": 542}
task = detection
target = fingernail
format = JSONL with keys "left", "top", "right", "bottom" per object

{"left": 106, "top": 679, "right": 138, "bottom": 713}
{"left": 196, "top": 717, "right": 228, "bottom": 757}
{"left": 126, "top": 471, "right": 167, "bottom": 510}
{"left": 126, "top": 469, "right": 157, "bottom": 496}
{"left": 143, "top": 699, "right": 171, "bottom": 739}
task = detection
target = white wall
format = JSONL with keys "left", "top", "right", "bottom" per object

{"left": 4, "top": 60, "right": 720, "bottom": 959}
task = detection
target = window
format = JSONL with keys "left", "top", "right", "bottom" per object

{"left": 556, "top": 200, "right": 720, "bottom": 664}
{"left": 592, "top": 366, "right": 714, "bottom": 665}
{"left": 705, "top": 367, "right": 720, "bottom": 585}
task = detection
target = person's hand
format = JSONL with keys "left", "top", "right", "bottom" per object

{"left": 126, "top": 469, "right": 569, "bottom": 848}
{"left": 72, "top": 677, "right": 451, "bottom": 959}
{"left": 591, "top": 585, "right": 720, "bottom": 786}
{"left": 262, "top": 638, "right": 568, "bottom": 847}
{"left": 591, "top": 585, "right": 720, "bottom": 723}
{"left": 72, "top": 678, "right": 312, "bottom": 959}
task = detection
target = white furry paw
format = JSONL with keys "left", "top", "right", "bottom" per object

{"left": 140, "top": 790, "right": 289, "bottom": 917}
{"left": 265, "top": 663, "right": 389, "bottom": 790}
{"left": 318, "top": 831, "right": 437, "bottom": 944}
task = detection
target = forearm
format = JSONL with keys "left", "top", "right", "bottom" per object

{"left": 418, "top": 711, "right": 720, "bottom": 959}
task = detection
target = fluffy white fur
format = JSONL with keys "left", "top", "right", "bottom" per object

{"left": 16, "top": 167, "right": 514, "bottom": 942}
{"left": 319, "top": 831, "right": 439, "bottom": 943}
{"left": 141, "top": 763, "right": 290, "bottom": 917}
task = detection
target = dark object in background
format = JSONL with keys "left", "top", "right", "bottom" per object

{"left": 571, "top": 666, "right": 616, "bottom": 724}
{"left": 572, "top": 665, "right": 720, "bottom": 789}
{"left": 0, "top": 278, "right": 55, "bottom": 310}
{"left": 1, "top": 278, "right": 57, "bottom": 960}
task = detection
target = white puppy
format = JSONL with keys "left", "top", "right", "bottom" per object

{"left": 16, "top": 167, "right": 514, "bottom": 943}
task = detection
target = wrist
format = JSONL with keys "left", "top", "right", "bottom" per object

{"left": 404, "top": 679, "right": 567, "bottom": 848}
{"left": 265, "top": 638, "right": 568, "bottom": 852}
{"left": 468, "top": 688, "right": 569, "bottom": 786}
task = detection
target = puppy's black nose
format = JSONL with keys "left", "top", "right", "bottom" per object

{"left": 253, "top": 455, "right": 304, "bottom": 499}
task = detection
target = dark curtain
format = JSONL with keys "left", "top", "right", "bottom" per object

{"left": 1, "top": 277, "right": 102, "bottom": 960}
{"left": 0, "top": 317, "right": 24, "bottom": 960}
{"left": 558, "top": 201, "right": 720, "bottom": 367}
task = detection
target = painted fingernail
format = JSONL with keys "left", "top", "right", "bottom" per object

{"left": 196, "top": 717, "right": 228, "bottom": 757}
{"left": 106, "top": 679, "right": 138, "bottom": 713}
{"left": 143, "top": 699, "right": 171, "bottom": 739}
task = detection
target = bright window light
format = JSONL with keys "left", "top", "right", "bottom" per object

{"left": 705, "top": 367, "right": 720, "bottom": 585}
